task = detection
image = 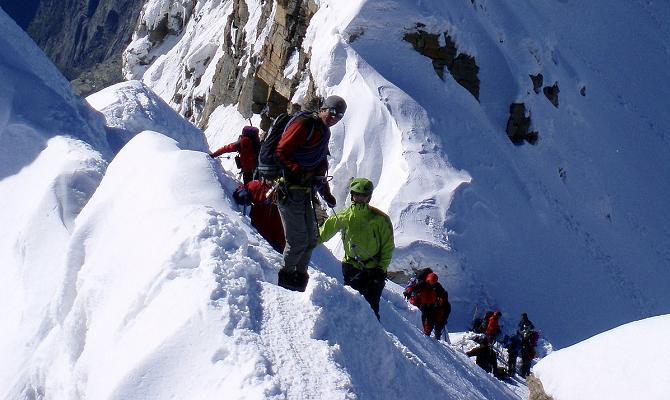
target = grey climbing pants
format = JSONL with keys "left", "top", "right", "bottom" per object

{"left": 277, "top": 187, "right": 318, "bottom": 273}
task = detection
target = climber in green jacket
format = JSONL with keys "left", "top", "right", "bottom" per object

{"left": 319, "top": 178, "right": 395, "bottom": 320}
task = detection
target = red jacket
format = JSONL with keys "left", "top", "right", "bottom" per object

{"left": 409, "top": 282, "right": 449, "bottom": 309}
{"left": 211, "top": 135, "right": 258, "bottom": 173}
{"left": 246, "top": 180, "right": 285, "bottom": 252}
{"left": 276, "top": 115, "right": 330, "bottom": 180}
{"left": 486, "top": 314, "right": 501, "bottom": 338}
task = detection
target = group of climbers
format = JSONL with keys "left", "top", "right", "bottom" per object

{"left": 467, "top": 310, "right": 540, "bottom": 379}
{"left": 209, "top": 95, "right": 394, "bottom": 321}
{"left": 208, "top": 95, "right": 542, "bottom": 380}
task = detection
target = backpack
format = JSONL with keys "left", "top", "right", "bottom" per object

{"left": 403, "top": 267, "right": 434, "bottom": 300}
{"left": 256, "top": 111, "right": 316, "bottom": 179}
{"left": 520, "top": 328, "right": 539, "bottom": 348}
{"left": 240, "top": 126, "right": 261, "bottom": 155}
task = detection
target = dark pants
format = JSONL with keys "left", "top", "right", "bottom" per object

{"left": 342, "top": 262, "right": 386, "bottom": 320}
{"left": 520, "top": 346, "right": 535, "bottom": 377}
{"left": 276, "top": 187, "right": 317, "bottom": 291}
{"left": 507, "top": 351, "right": 518, "bottom": 376}
{"left": 420, "top": 303, "right": 450, "bottom": 338}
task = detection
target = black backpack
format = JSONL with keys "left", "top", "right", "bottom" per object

{"left": 403, "top": 267, "right": 434, "bottom": 299}
{"left": 257, "top": 111, "right": 316, "bottom": 179}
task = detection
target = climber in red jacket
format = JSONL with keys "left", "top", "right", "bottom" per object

{"left": 210, "top": 126, "right": 260, "bottom": 184}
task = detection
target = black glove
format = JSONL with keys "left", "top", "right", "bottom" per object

{"left": 323, "top": 192, "right": 336, "bottom": 208}
{"left": 367, "top": 267, "right": 387, "bottom": 282}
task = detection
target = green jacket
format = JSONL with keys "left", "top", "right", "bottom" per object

{"left": 319, "top": 203, "right": 395, "bottom": 271}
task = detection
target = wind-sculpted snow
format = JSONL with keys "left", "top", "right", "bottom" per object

{"left": 126, "top": 0, "right": 670, "bottom": 347}
{"left": 0, "top": 136, "right": 107, "bottom": 394}
{"left": 535, "top": 314, "right": 670, "bottom": 400}
{"left": 3, "top": 131, "right": 520, "bottom": 399}
{"left": 0, "top": 9, "right": 111, "bottom": 392}
{"left": 86, "top": 80, "right": 208, "bottom": 153}
{"left": 301, "top": 0, "right": 670, "bottom": 347}
{"left": 0, "top": 10, "right": 109, "bottom": 179}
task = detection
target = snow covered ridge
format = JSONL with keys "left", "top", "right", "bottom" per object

{"left": 86, "top": 80, "right": 209, "bottom": 153}
{"left": 535, "top": 314, "right": 670, "bottom": 400}
{"left": 3, "top": 129, "right": 525, "bottom": 399}
{"left": 0, "top": 9, "right": 110, "bottom": 174}
{"left": 0, "top": 11, "right": 527, "bottom": 398}
{"left": 123, "top": 0, "right": 670, "bottom": 349}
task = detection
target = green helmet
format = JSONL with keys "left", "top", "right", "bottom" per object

{"left": 349, "top": 178, "right": 374, "bottom": 196}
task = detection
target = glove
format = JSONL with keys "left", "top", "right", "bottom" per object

{"left": 323, "top": 192, "right": 336, "bottom": 208}
{"left": 209, "top": 153, "right": 215, "bottom": 158}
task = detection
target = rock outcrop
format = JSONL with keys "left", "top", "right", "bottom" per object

{"left": 124, "top": 0, "right": 321, "bottom": 130}
{"left": 200, "top": 0, "right": 322, "bottom": 130}
{"left": 18, "top": 0, "right": 144, "bottom": 96}
{"left": 506, "top": 103, "right": 538, "bottom": 145}
{"left": 404, "top": 26, "right": 480, "bottom": 101}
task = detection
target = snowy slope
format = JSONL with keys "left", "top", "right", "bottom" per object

{"left": 126, "top": 0, "right": 670, "bottom": 347}
{"left": 0, "top": 8, "right": 110, "bottom": 390}
{"left": 534, "top": 314, "right": 670, "bottom": 400}
{"left": 1, "top": 8, "right": 525, "bottom": 399}
{"left": 3, "top": 129, "right": 522, "bottom": 399}
{"left": 86, "top": 80, "right": 209, "bottom": 153}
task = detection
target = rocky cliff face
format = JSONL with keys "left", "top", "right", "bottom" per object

{"left": 124, "top": 0, "right": 320, "bottom": 130}
{"left": 21, "top": 0, "right": 143, "bottom": 95}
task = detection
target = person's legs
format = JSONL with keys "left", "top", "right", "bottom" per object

{"left": 507, "top": 352, "right": 517, "bottom": 376}
{"left": 361, "top": 271, "right": 385, "bottom": 320}
{"left": 421, "top": 313, "right": 433, "bottom": 335}
{"left": 342, "top": 265, "right": 385, "bottom": 320}
{"left": 295, "top": 192, "right": 318, "bottom": 272}
{"left": 342, "top": 262, "right": 359, "bottom": 286}
{"left": 277, "top": 188, "right": 312, "bottom": 291}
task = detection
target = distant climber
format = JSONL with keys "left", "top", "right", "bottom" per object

{"left": 503, "top": 334, "right": 521, "bottom": 377}
{"left": 485, "top": 311, "right": 502, "bottom": 343}
{"left": 404, "top": 271, "right": 451, "bottom": 340}
{"left": 210, "top": 126, "right": 260, "bottom": 184}
{"left": 273, "top": 96, "right": 344, "bottom": 292}
{"left": 518, "top": 316, "right": 539, "bottom": 378}
{"left": 472, "top": 310, "right": 493, "bottom": 334}
{"left": 319, "top": 178, "right": 394, "bottom": 319}
{"left": 517, "top": 312, "right": 535, "bottom": 335}
{"left": 466, "top": 336, "right": 498, "bottom": 374}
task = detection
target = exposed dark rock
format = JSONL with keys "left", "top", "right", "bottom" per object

{"left": 200, "top": 0, "right": 322, "bottom": 130}
{"left": 530, "top": 73, "right": 543, "bottom": 94}
{"left": 403, "top": 29, "right": 480, "bottom": 100}
{"left": 580, "top": 86, "right": 586, "bottom": 96}
{"left": 345, "top": 27, "right": 365, "bottom": 44}
{"left": 506, "top": 103, "right": 538, "bottom": 145}
{"left": 70, "top": 57, "right": 123, "bottom": 96}
{"left": 13, "top": 0, "right": 144, "bottom": 96}
{"left": 543, "top": 82, "right": 560, "bottom": 107}
{"left": 147, "top": 13, "right": 170, "bottom": 45}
